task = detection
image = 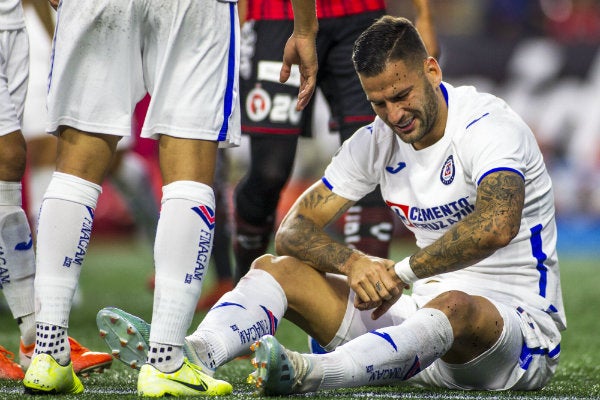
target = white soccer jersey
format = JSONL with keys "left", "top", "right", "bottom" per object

{"left": 323, "top": 82, "right": 566, "bottom": 333}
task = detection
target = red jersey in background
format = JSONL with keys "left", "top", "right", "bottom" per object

{"left": 246, "top": 0, "right": 386, "bottom": 20}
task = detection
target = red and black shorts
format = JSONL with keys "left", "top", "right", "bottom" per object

{"left": 240, "top": 11, "right": 384, "bottom": 140}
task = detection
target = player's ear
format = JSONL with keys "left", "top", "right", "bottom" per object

{"left": 423, "top": 57, "right": 442, "bottom": 86}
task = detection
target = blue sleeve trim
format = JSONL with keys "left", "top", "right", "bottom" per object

{"left": 321, "top": 177, "right": 333, "bottom": 190}
{"left": 477, "top": 167, "right": 525, "bottom": 186}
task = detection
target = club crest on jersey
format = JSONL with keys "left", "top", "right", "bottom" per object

{"left": 192, "top": 205, "right": 216, "bottom": 230}
{"left": 440, "top": 155, "right": 455, "bottom": 185}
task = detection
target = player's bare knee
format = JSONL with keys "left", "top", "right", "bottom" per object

{"left": 0, "top": 144, "right": 26, "bottom": 181}
{"left": 426, "top": 290, "right": 478, "bottom": 335}
{"left": 428, "top": 291, "right": 504, "bottom": 363}
{"left": 252, "top": 254, "right": 301, "bottom": 276}
{"left": 251, "top": 254, "right": 311, "bottom": 291}
{"left": 249, "top": 254, "right": 277, "bottom": 271}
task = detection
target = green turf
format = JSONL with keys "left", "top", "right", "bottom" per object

{"left": 1, "top": 238, "right": 598, "bottom": 399}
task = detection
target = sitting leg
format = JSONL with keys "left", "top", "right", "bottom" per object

{"left": 185, "top": 254, "right": 350, "bottom": 369}
{"left": 252, "top": 290, "right": 510, "bottom": 394}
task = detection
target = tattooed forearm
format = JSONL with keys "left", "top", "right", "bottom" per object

{"left": 278, "top": 214, "right": 356, "bottom": 273}
{"left": 276, "top": 184, "right": 357, "bottom": 273}
{"left": 411, "top": 171, "right": 525, "bottom": 278}
{"left": 298, "top": 189, "right": 350, "bottom": 225}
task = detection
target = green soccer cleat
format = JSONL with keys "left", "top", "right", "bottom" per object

{"left": 137, "top": 358, "right": 232, "bottom": 397}
{"left": 22, "top": 353, "right": 84, "bottom": 395}
{"left": 96, "top": 306, "right": 216, "bottom": 375}
{"left": 96, "top": 307, "right": 151, "bottom": 371}
{"left": 247, "top": 334, "right": 312, "bottom": 396}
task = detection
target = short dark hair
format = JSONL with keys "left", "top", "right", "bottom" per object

{"left": 352, "top": 16, "right": 429, "bottom": 77}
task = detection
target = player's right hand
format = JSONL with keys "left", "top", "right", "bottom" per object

{"left": 347, "top": 255, "right": 408, "bottom": 317}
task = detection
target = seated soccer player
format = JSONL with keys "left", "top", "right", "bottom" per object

{"left": 97, "top": 16, "right": 564, "bottom": 396}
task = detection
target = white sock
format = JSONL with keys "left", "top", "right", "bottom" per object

{"left": 18, "top": 314, "right": 36, "bottom": 346}
{"left": 35, "top": 172, "right": 101, "bottom": 329}
{"left": 34, "top": 322, "right": 70, "bottom": 366}
{"left": 305, "top": 308, "right": 454, "bottom": 391}
{"left": 147, "top": 343, "right": 183, "bottom": 374}
{"left": 0, "top": 181, "right": 36, "bottom": 343}
{"left": 149, "top": 181, "right": 216, "bottom": 371}
{"left": 187, "top": 268, "right": 287, "bottom": 368}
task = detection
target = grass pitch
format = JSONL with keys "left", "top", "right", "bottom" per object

{"left": 0, "top": 238, "right": 598, "bottom": 399}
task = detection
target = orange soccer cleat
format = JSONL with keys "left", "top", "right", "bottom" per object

{"left": 0, "top": 345, "right": 25, "bottom": 380}
{"left": 19, "top": 337, "right": 113, "bottom": 376}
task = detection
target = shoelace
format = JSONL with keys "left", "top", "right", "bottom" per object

{"left": 285, "top": 349, "right": 310, "bottom": 389}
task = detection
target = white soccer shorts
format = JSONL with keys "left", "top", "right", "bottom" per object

{"left": 0, "top": 28, "right": 28, "bottom": 136}
{"left": 47, "top": 0, "right": 240, "bottom": 147}
{"left": 326, "top": 280, "right": 560, "bottom": 390}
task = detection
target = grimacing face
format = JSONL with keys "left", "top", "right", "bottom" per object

{"left": 359, "top": 58, "right": 445, "bottom": 150}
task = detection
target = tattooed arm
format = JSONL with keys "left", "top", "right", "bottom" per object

{"left": 275, "top": 181, "right": 357, "bottom": 273}
{"left": 276, "top": 181, "right": 405, "bottom": 313}
{"left": 409, "top": 170, "right": 525, "bottom": 279}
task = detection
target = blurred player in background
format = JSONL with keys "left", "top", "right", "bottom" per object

{"left": 232, "top": 0, "right": 439, "bottom": 283}
{"left": 0, "top": 0, "right": 111, "bottom": 382}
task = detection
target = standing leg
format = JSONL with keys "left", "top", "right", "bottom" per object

{"left": 0, "top": 132, "right": 35, "bottom": 381}
{"left": 232, "top": 135, "right": 298, "bottom": 282}
{"left": 24, "top": 129, "right": 118, "bottom": 394}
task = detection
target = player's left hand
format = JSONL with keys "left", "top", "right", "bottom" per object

{"left": 281, "top": 33, "right": 317, "bottom": 111}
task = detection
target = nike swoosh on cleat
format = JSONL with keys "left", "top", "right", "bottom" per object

{"left": 166, "top": 377, "right": 209, "bottom": 392}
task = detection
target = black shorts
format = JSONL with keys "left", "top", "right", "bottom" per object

{"left": 240, "top": 11, "right": 384, "bottom": 139}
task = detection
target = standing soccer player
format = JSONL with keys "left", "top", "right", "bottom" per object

{"left": 23, "top": 0, "right": 317, "bottom": 396}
